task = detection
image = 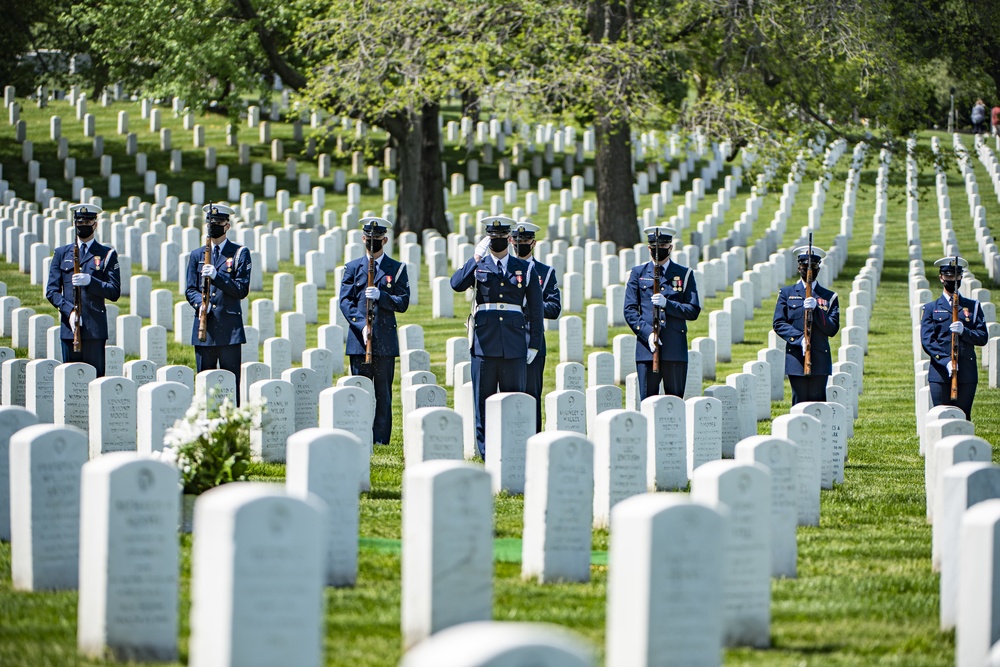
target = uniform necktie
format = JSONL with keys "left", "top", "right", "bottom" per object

{"left": 214, "top": 245, "right": 220, "bottom": 262}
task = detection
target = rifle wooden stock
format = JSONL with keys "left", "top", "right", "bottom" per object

{"left": 951, "top": 289, "right": 960, "bottom": 400}
{"left": 803, "top": 236, "right": 813, "bottom": 375}
{"left": 651, "top": 256, "right": 661, "bottom": 373}
{"left": 72, "top": 235, "right": 82, "bottom": 352}
{"left": 198, "top": 238, "right": 210, "bottom": 342}
{"left": 365, "top": 247, "right": 375, "bottom": 364}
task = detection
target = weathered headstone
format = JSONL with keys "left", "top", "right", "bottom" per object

{"left": 281, "top": 367, "right": 320, "bottom": 432}
{"left": 957, "top": 500, "right": 1000, "bottom": 667}
{"left": 735, "top": 436, "right": 799, "bottom": 578}
{"left": 249, "top": 379, "right": 294, "bottom": 463}
{"left": 703, "top": 385, "right": 739, "bottom": 457}
{"left": 686, "top": 396, "right": 722, "bottom": 477}
{"left": 606, "top": 493, "right": 724, "bottom": 667}
{"left": 286, "top": 428, "right": 364, "bottom": 587}
{"left": 544, "top": 389, "right": 586, "bottom": 433}
{"left": 400, "top": 622, "right": 594, "bottom": 667}
{"left": 522, "top": 432, "right": 595, "bottom": 584}
{"left": 401, "top": 461, "right": 493, "bottom": 649}
{"left": 592, "top": 409, "right": 647, "bottom": 529}
{"left": 485, "top": 392, "right": 536, "bottom": 494}
{"left": 790, "top": 402, "right": 834, "bottom": 489}
{"left": 10, "top": 424, "right": 88, "bottom": 590}
{"left": 641, "top": 395, "right": 686, "bottom": 491}
{"left": 772, "top": 413, "right": 822, "bottom": 526}
{"left": 403, "top": 407, "right": 464, "bottom": 468}
{"left": 137, "top": 381, "right": 192, "bottom": 454}
{"left": 89, "top": 376, "right": 137, "bottom": 457}
{"left": 692, "top": 460, "right": 772, "bottom": 647}
{"left": 78, "top": 453, "right": 179, "bottom": 661}
{"left": 319, "top": 385, "right": 372, "bottom": 491}
{"left": 188, "top": 484, "right": 326, "bottom": 667}
{"left": 0, "top": 406, "right": 39, "bottom": 540}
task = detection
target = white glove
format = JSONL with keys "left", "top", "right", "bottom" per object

{"left": 362, "top": 325, "right": 370, "bottom": 345}
{"left": 803, "top": 297, "right": 817, "bottom": 310}
{"left": 201, "top": 263, "right": 217, "bottom": 280}
{"left": 71, "top": 272, "right": 91, "bottom": 287}
{"left": 69, "top": 311, "right": 78, "bottom": 332}
{"left": 474, "top": 236, "right": 490, "bottom": 261}
{"left": 526, "top": 348, "right": 538, "bottom": 364}
{"left": 648, "top": 333, "right": 658, "bottom": 350}
{"left": 800, "top": 337, "right": 807, "bottom": 353}
{"left": 651, "top": 293, "right": 667, "bottom": 308}
{"left": 365, "top": 286, "right": 380, "bottom": 300}
{"left": 947, "top": 360, "right": 955, "bottom": 377}
{"left": 950, "top": 320, "right": 965, "bottom": 335}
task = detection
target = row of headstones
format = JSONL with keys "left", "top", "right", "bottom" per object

{"left": 959, "top": 134, "right": 1000, "bottom": 285}
{"left": 905, "top": 136, "right": 1000, "bottom": 666}
{"left": 0, "top": 398, "right": 851, "bottom": 665}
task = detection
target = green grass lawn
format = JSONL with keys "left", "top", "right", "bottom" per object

{"left": 0, "top": 97, "right": 998, "bottom": 665}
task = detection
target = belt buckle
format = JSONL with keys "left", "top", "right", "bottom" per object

{"left": 498, "top": 303, "right": 506, "bottom": 311}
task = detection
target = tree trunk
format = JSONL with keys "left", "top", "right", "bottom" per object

{"left": 389, "top": 105, "right": 448, "bottom": 235}
{"left": 419, "top": 102, "right": 448, "bottom": 235}
{"left": 589, "top": 0, "right": 637, "bottom": 249}
{"left": 461, "top": 88, "right": 481, "bottom": 125}
{"left": 594, "top": 116, "right": 637, "bottom": 248}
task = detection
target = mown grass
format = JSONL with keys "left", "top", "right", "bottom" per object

{"left": 0, "top": 98, "right": 997, "bottom": 665}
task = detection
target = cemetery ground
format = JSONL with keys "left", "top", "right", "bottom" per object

{"left": 0, "top": 96, "right": 998, "bottom": 665}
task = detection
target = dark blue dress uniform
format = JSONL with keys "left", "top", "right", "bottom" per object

{"left": 185, "top": 238, "right": 251, "bottom": 393}
{"left": 46, "top": 238, "right": 121, "bottom": 376}
{"left": 772, "top": 281, "right": 840, "bottom": 404}
{"left": 451, "top": 246, "right": 544, "bottom": 457}
{"left": 523, "top": 258, "right": 561, "bottom": 432}
{"left": 624, "top": 259, "right": 701, "bottom": 399}
{"left": 339, "top": 252, "right": 410, "bottom": 445}
{"left": 921, "top": 294, "right": 988, "bottom": 419}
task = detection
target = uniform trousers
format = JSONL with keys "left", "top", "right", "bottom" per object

{"left": 471, "top": 355, "right": 526, "bottom": 458}
{"left": 195, "top": 344, "right": 243, "bottom": 404}
{"left": 525, "top": 353, "right": 545, "bottom": 433}
{"left": 349, "top": 355, "right": 396, "bottom": 445}
{"left": 789, "top": 374, "right": 828, "bottom": 405}
{"left": 636, "top": 360, "right": 688, "bottom": 401}
{"left": 929, "top": 380, "right": 977, "bottom": 421}
{"left": 61, "top": 339, "right": 106, "bottom": 378}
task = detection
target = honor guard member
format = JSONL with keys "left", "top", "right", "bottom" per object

{"left": 45, "top": 203, "right": 121, "bottom": 376}
{"left": 511, "top": 222, "right": 561, "bottom": 432}
{"left": 339, "top": 217, "right": 411, "bottom": 445}
{"left": 452, "top": 216, "right": 544, "bottom": 457}
{"left": 185, "top": 204, "right": 251, "bottom": 396}
{"left": 772, "top": 246, "right": 840, "bottom": 404}
{"left": 921, "top": 257, "right": 989, "bottom": 419}
{"left": 623, "top": 226, "right": 701, "bottom": 400}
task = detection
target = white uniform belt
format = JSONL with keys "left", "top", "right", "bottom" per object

{"left": 475, "top": 303, "right": 522, "bottom": 314}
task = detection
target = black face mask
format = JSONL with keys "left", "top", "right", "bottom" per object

{"left": 207, "top": 223, "right": 227, "bottom": 239}
{"left": 650, "top": 246, "right": 670, "bottom": 262}
{"left": 515, "top": 243, "right": 533, "bottom": 258}
{"left": 799, "top": 265, "right": 820, "bottom": 281}
{"left": 490, "top": 237, "right": 509, "bottom": 253}
{"left": 75, "top": 224, "right": 95, "bottom": 239}
{"left": 943, "top": 279, "right": 960, "bottom": 294}
{"left": 367, "top": 238, "right": 384, "bottom": 254}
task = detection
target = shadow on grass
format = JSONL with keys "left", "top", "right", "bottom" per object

{"left": 365, "top": 488, "right": 402, "bottom": 500}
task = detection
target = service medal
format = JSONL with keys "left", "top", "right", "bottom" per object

{"left": 672, "top": 276, "right": 683, "bottom": 292}
{"left": 963, "top": 307, "right": 970, "bottom": 319}
{"left": 226, "top": 257, "right": 233, "bottom": 273}
{"left": 94, "top": 256, "right": 101, "bottom": 269}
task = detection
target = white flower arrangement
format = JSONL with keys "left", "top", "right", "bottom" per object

{"left": 152, "top": 391, "right": 266, "bottom": 496}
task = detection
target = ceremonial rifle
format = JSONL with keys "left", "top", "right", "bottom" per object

{"left": 197, "top": 203, "right": 212, "bottom": 342}
{"left": 651, "top": 247, "right": 661, "bottom": 373}
{"left": 365, "top": 235, "right": 375, "bottom": 364}
{"left": 951, "top": 256, "right": 960, "bottom": 400}
{"left": 72, "top": 225, "right": 82, "bottom": 352}
{"left": 803, "top": 233, "right": 814, "bottom": 375}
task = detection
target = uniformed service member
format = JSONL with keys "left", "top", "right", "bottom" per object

{"left": 185, "top": 203, "right": 251, "bottom": 396}
{"left": 339, "top": 217, "right": 411, "bottom": 445}
{"left": 45, "top": 203, "right": 121, "bottom": 376}
{"left": 772, "top": 246, "right": 840, "bottom": 404}
{"left": 623, "top": 226, "right": 701, "bottom": 400}
{"left": 452, "top": 216, "right": 544, "bottom": 457}
{"left": 508, "top": 222, "right": 561, "bottom": 431}
{"left": 920, "top": 257, "right": 989, "bottom": 419}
